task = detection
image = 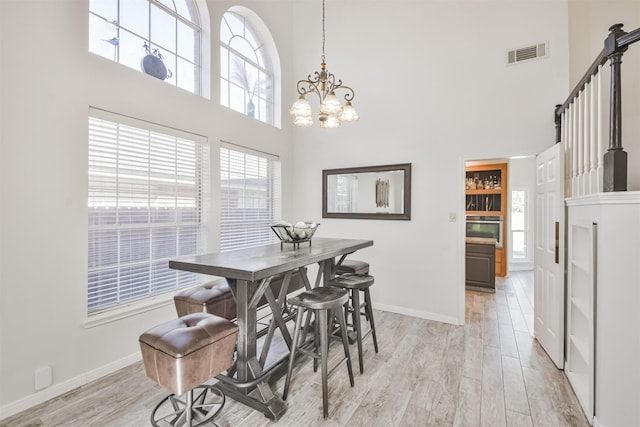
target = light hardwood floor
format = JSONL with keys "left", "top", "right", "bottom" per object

{"left": 0, "top": 271, "right": 588, "bottom": 426}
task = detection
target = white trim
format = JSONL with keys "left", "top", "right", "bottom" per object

{"left": 593, "top": 416, "right": 604, "bottom": 427}
{"left": 83, "top": 293, "right": 174, "bottom": 328}
{"left": 0, "top": 353, "right": 141, "bottom": 421}
{"left": 566, "top": 191, "right": 640, "bottom": 206}
{"left": 375, "top": 303, "right": 463, "bottom": 326}
{"left": 195, "top": 0, "right": 211, "bottom": 100}
{"left": 89, "top": 106, "right": 208, "bottom": 142}
{"left": 458, "top": 157, "right": 467, "bottom": 325}
{"left": 219, "top": 140, "right": 279, "bottom": 161}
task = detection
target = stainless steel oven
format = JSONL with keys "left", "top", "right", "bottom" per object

{"left": 466, "top": 215, "right": 503, "bottom": 248}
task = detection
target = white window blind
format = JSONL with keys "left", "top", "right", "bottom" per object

{"left": 88, "top": 109, "right": 210, "bottom": 314}
{"left": 220, "top": 143, "right": 281, "bottom": 251}
{"left": 334, "top": 174, "right": 358, "bottom": 213}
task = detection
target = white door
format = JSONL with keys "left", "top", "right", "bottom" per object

{"left": 534, "top": 143, "right": 565, "bottom": 369}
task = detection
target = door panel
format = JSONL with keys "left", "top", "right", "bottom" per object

{"left": 534, "top": 143, "right": 565, "bottom": 369}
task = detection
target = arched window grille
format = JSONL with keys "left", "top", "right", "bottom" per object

{"left": 220, "top": 10, "right": 275, "bottom": 126}
{"left": 89, "top": 0, "right": 203, "bottom": 95}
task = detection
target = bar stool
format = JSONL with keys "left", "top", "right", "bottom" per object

{"left": 174, "top": 278, "right": 237, "bottom": 320}
{"left": 139, "top": 312, "right": 238, "bottom": 426}
{"left": 326, "top": 273, "right": 378, "bottom": 374}
{"left": 335, "top": 259, "right": 369, "bottom": 276}
{"left": 283, "top": 286, "right": 354, "bottom": 419}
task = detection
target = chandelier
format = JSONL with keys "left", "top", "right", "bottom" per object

{"left": 289, "top": 0, "right": 359, "bottom": 129}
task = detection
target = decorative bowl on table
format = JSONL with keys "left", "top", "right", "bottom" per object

{"left": 271, "top": 221, "right": 320, "bottom": 247}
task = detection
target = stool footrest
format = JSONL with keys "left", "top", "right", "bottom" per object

{"left": 151, "top": 384, "right": 225, "bottom": 427}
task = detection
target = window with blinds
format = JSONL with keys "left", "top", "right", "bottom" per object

{"left": 88, "top": 109, "right": 210, "bottom": 314}
{"left": 220, "top": 144, "right": 281, "bottom": 252}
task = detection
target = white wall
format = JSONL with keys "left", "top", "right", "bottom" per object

{"left": 291, "top": 1, "right": 569, "bottom": 324}
{"left": 0, "top": 0, "right": 295, "bottom": 416}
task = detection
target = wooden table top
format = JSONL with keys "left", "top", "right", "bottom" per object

{"left": 169, "top": 237, "right": 373, "bottom": 282}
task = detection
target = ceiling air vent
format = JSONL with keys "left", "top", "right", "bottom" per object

{"left": 507, "top": 42, "right": 548, "bottom": 65}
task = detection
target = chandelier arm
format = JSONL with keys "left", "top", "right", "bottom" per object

{"left": 336, "top": 86, "right": 355, "bottom": 102}
{"left": 295, "top": 79, "right": 322, "bottom": 99}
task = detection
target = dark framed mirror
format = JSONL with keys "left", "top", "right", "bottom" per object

{"left": 322, "top": 163, "right": 411, "bottom": 220}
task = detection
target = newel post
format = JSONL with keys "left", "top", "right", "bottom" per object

{"left": 603, "top": 23, "right": 628, "bottom": 191}
{"left": 554, "top": 104, "right": 562, "bottom": 144}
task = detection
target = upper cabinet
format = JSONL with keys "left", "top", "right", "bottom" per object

{"left": 465, "top": 163, "right": 507, "bottom": 216}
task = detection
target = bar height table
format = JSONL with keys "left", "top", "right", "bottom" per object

{"left": 169, "top": 237, "right": 373, "bottom": 420}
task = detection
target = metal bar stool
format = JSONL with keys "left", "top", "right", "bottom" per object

{"left": 335, "top": 259, "right": 370, "bottom": 276}
{"left": 326, "top": 273, "right": 378, "bottom": 374}
{"left": 283, "top": 286, "right": 354, "bottom": 419}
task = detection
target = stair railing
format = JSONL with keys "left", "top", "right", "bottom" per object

{"left": 555, "top": 24, "right": 640, "bottom": 196}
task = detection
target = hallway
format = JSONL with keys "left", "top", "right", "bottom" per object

{"left": 457, "top": 270, "right": 586, "bottom": 426}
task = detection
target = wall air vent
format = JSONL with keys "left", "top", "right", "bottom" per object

{"left": 507, "top": 42, "right": 548, "bottom": 65}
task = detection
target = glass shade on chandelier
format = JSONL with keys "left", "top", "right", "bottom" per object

{"left": 290, "top": 97, "right": 313, "bottom": 127}
{"left": 339, "top": 102, "right": 358, "bottom": 122}
{"left": 289, "top": 0, "right": 359, "bottom": 129}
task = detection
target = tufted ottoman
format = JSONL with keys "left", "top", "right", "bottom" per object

{"left": 173, "top": 278, "right": 237, "bottom": 320}
{"left": 139, "top": 312, "right": 238, "bottom": 426}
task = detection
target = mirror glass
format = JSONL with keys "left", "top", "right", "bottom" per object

{"left": 323, "top": 163, "right": 411, "bottom": 220}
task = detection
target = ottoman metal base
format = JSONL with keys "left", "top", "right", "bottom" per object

{"left": 151, "top": 384, "right": 225, "bottom": 427}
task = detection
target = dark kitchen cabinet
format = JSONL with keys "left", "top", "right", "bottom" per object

{"left": 465, "top": 242, "right": 496, "bottom": 293}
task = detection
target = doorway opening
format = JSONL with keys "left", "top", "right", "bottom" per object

{"left": 462, "top": 156, "right": 536, "bottom": 331}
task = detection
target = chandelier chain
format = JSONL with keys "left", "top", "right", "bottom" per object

{"left": 321, "top": 0, "right": 326, "bottom": 63}
{"left": 289, "top": 0, "right": 359, "bottom": 128}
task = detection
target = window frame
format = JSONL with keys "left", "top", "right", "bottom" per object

{"left": 87, "top": 107, "right": 211, "bottom": 317}
{"left": 510, "top": 188, "right": 528, "bottom": 260}
{"left": 89, "top": 0, "right": 204, "bottom": 95}
{"left": 219, "top": 9, "right": 276, "bottom": 126}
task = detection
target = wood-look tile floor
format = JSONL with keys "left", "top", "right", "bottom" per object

{"left": 1, "top": 271, "right": 588, "bottom": 426}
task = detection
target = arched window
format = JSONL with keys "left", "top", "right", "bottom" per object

{"left": 220, "top": 8, "right": 279, "bottom": 127}
{"left": 89, "top": 0, "right": 205, "bottom": 96}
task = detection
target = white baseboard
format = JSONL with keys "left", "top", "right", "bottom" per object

{"left": 375, "top": 302, "right": 463, "bottom": 326}
{"left": 0, "top": 352, "right": 141, "bottom": 421}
